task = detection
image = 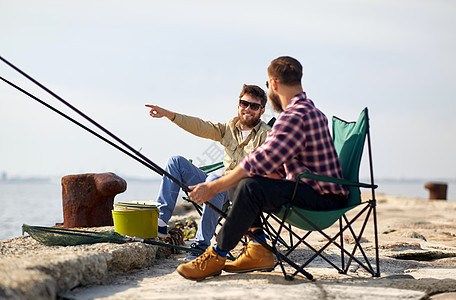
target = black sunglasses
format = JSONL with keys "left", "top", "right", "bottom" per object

{"left": 266, "top": 79, "right": 278, "bottom": 89}
{"left": 239, "top": 100, "right": 263, "bottom": 111}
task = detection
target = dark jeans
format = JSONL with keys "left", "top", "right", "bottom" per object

{"left": 216, "top": 176, "right": 347, "bottom": 251}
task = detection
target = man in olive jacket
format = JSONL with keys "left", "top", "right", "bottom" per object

{"left": 145, "top": 84, "right": 270, "bottom": 261}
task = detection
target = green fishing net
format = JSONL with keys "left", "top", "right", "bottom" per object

{"left": 21, "top": 224, "right": 232, "bottom": 259}
{"left": 22, "top": 224, "right": 127, "bottom": 246}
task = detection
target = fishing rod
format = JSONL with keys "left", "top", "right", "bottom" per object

{"left": 0, "top": 56, "right": 176, "bottom": 187}
{"left": 0, "top": 55, "right": 227, "bottom": 218}
{"left": 0, "top": 75, "right": 159, "bottom": 177}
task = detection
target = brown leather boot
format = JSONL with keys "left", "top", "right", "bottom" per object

{"left": 177, "top": 246, "right": 226, "bottom": 280}
{"left": 224, "top": 241, "right": 274, "bottom": 273}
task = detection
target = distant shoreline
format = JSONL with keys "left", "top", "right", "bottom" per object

{"left": 0, "top": 176, "right": 162, "bottom": 184}
{"left": 0, "top": 177, "right": 454, "bottom": 200}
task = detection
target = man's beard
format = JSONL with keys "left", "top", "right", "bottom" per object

{"left": 239, "top": 113, "right": 261, "bottom": 128}
{"left": 269, "top": 90, "right": 283, "bottom": 113}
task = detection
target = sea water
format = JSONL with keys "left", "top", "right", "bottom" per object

{"left": 0, "top": 179, "right": 454, "bottom": 241}
{"left": 0, "top": 179, "right": 163, "bottom": 241}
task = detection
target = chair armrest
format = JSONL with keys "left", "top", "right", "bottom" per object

{"left": 299, "top": 172, "right": 377, "bottom": 189}
{"left": 198, "top": 162, "right": 225, "bottom": 173}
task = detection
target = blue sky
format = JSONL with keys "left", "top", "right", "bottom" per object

{"left": 1, "top": 0, "right": 455, "bottom": 181}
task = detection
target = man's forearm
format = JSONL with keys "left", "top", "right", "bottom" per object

{"left": 189, "top": 165, "right": 249, "bottom": 205}
{"left": 165, "top": 110, "right": 176, "bottom": 121}
{"left": 211, "top": 165, "right": 249, "bottom": 194}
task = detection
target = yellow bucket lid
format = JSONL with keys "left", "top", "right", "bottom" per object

{"left": 114, "top": 201, "right": 158, "bottom": 211}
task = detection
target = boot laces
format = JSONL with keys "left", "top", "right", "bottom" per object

{"left": 192, "top": 249, "right": 218, "bottom": 271}
{"left": 237, "top": 244, "right": 250, "bottom": 259}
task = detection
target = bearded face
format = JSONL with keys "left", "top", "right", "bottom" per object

{"left": 268, "top": 88, "right": 283, "bottom": 113}
{"left": 238, "top": 94, "right": 264, "bottom": 128}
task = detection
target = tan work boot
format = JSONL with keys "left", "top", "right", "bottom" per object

{"left": 224, "top": 241, "right": 274, "bottom": 273}
{"left": 177, "top": 246, "right": 226, "bottom": 280}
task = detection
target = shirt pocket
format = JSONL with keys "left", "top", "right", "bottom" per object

{"left": 244, "top": 143, "right": 255, "bottom": 154}
{"left": 225, "top": 140, "right": 238, "bottom": 156}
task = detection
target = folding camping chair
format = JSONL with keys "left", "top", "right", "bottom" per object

{"left": 262, "top": 107, "right": 379, "bottom": 280}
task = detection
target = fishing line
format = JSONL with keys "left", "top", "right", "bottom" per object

{"left": 0, "top": 56, "right": 227, "bottom": 217}
{"left": 0, "top": 75, "right": 159, "bottom": 176}
{"left": 0, "top": 55, "right": 186, "bottom": 190}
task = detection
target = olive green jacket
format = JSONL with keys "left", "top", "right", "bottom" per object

{"left": 172, "top": 113, "right": 271, "bottom": 172}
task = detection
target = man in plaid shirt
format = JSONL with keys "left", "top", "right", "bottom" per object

{"left": 178, "top": 56, "right": 349, "bottom": 280}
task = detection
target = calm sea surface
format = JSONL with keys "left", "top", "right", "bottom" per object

{"left": 0, "top": 179, "right": 454, "bottom": 241}
{"left": 0, "top": 179, "right": 163, "bottom": 241}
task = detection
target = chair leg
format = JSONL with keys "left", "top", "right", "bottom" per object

{"left": 339, "top": 218, "right": 346, "bottom": 274}
{"left": 288, "top": 223, "right": 294, "bottom": 248}
{"left": 262, "top": 217, "right": 292, "bottom": 249}
{"left": 343, "top": 210, "right": 376, "bottom": 276}
{"left": 273, "top": 247, "right": 294, "bottom": 281}
{"left": 372, "top": 200, "right": 380, "bottom": 277}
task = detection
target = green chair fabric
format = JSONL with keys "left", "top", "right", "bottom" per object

{"left": 198, "top": 161, "right": 225, "bottom": 174}
{"left": 332, "top": 109, "right": 368, "bottom": 206}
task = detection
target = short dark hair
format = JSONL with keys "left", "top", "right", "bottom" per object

{"left": 268, "top": 56, "right": 303, "bottom": 86}
{"left": 239, "top": 84, "right": 267, "bottom": 107}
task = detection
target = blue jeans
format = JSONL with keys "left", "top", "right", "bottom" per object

{"left": 156, "top": 155, "right": 228, "bottom": 249}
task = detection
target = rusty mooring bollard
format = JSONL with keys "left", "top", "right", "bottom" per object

{"left": 424, "top": 182, "right": 448, "bottom": 200}
{"left": 61, "top": 172, "right": 127, "bottom": 228}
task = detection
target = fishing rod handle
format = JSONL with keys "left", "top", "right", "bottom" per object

{"left": 182, "top": 188, "right": 227, "bottom": 218}
{"left": 204, "top": 201, "right": 227, "bottom": 218}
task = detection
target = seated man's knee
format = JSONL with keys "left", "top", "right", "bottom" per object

{"left": 167, "top": 155, "right": 189, "bottom": 167}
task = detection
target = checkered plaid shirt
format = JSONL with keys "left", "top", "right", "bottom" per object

{"left": 240, "top": 92, "right": 349, "bottom": 197}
